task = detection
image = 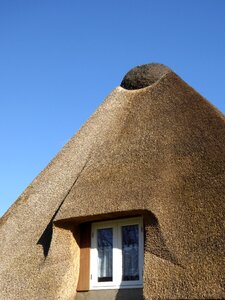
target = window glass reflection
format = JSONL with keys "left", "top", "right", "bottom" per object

{"left": 122, "top": 224, "right": 139, "bottom": 281}
{"left": 97, "top": 228, "right": 113, "bottom": 282}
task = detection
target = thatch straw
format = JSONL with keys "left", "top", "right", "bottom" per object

{"left": 0, "top": 64, "right": 224, "bottom": 299}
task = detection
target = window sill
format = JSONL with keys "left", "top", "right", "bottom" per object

{"left": 90, "top": 283, "right": 143, "bottom": 290}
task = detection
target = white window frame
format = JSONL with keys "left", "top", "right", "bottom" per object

{"left": 90, "top": 217, "right": 144, "bottom": 290}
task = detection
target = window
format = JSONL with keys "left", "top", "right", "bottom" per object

{"left": 90, "top": 217, "right": 144, "bottom": 289}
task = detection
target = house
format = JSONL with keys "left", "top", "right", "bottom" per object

{"left": 0, "top": 63, "right": 224, "bottom": 300}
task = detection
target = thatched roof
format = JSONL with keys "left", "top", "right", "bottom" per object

{"left": 0, "top": 63, "right": 224, "bottom": 299}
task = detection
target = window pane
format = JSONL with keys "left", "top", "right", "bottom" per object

{"left": 97, "top": 228, "right": 113, "bottom": 282}
{"left": 122, "top": 224, "right": 139, "bottom": 281}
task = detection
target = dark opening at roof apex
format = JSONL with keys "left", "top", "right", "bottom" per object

{"left": 120, "top": 63, "right": 172, "bottom": 90}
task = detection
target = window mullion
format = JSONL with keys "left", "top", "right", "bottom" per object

{"left": 113, "top": 223, "right": 120, "bottom": 287}
{"left": 116, "top": 223, "right": 122, "bottom": 286}
{"left": 90, "top": 225, "right": 97, "bottom": 286}
{"left": 139, "top": 220, "right": 144, "bottom": 284}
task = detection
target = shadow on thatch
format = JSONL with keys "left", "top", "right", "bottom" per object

{"left": 37, "top": 219, "right": 53, "bottom": 257}
{"left": 37, "top": 160, "right": 89, "bottom": 257}
{"left": 144, "top": 211, "right": 182, "bottom": 268}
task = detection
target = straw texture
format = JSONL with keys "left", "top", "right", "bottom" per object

{"left": 0, "top": 64, "right": 224, "bottom": 300}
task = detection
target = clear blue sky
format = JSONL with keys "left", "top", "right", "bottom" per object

{"left": 1, "top": 0, "right": 225, "bottom": 217}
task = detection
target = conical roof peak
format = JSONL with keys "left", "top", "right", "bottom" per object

{"left": 120, "top": 63, "right": 172, "bottom": 90}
